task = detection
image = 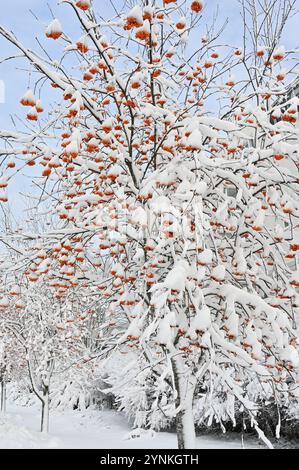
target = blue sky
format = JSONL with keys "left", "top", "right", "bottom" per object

{"left": 0, "top": 0, "right": 298, "bottom": 220}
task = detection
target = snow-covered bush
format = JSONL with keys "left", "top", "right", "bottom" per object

{"left": 51, "top": 374, "right": 93, "bottom": 411}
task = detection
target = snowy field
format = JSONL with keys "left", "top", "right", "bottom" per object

{"left": 0, "top": 403, "right": 274, "bottom": 449}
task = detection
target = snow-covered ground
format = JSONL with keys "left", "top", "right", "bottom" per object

{"left": 0, "top": 403, "right": 270, "bottom": 449}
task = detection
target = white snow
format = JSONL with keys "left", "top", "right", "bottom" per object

{"left": 0, "top": 403, "right": 266, "bottom": 449}
{"left": 126, "top": 6, "right": 143, "bottom": 25}
{"left": 189, "top": 305, "right": 211, "bottom": 336}
{"left": 45, "top": 19, "right": 63, "bottom": 39}
{"left": 187, "top": 129, "right": 202, "bottom": 150}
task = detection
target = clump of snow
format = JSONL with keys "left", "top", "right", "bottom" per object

{"left": 124, "top": 428, "right": 156, "bottom": 440}
{"left": 45, "top": 19, "right": 63, "bottom": 40}
{"left": 0, "top": 412, "right": 60, "bottom": 449}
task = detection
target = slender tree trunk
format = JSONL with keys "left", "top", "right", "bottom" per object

{"left": 171, "top": 356, "right": 197, "bottom": 449}
{"left": 27, "top": 357, "right": 53, "bottom": 434}
{"left": 0, "top": 380, "right": 6, "bottom": 413}
{"left": 41, "top": 386, "right": 49, "bottom": 433}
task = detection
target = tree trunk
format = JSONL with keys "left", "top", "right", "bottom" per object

{"left": 171, "top": 356, "right": 196, "bottom": 449}
{"left": 41, "top": 387, "right": 50, "bottom": 433}
{"left": 0, "top": 381, "right": 6, "bottom": 413}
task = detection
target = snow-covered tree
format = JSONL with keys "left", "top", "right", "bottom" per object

{"left": 0, "top": 0, "right": 298, "bottom": 448}
{"left": 0, "top": 221, "right": 105, "bottom": 431}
